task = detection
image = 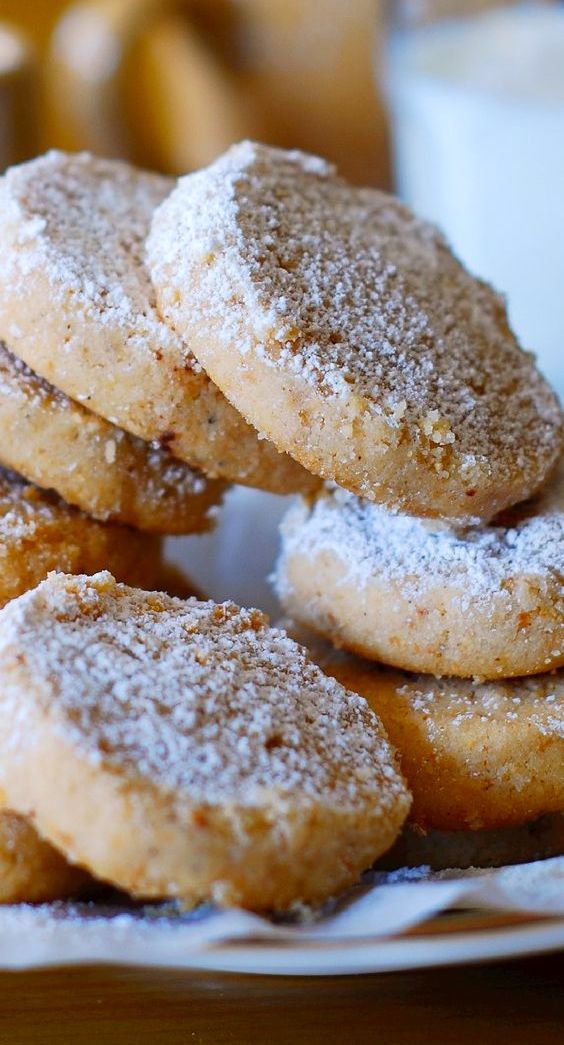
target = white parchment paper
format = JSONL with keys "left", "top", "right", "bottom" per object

{"left": 0, "top": 858, "right": 562, "bottom": 970}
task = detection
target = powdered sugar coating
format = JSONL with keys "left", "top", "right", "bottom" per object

{"left": 0, "top": 150, "right": 180, "bottom": 356}
{"left": 277, "top": 465, "right": 564, "bottom": 617}
{"left": 394, "top": 672, "right": 564, "bottom": 740}
{"left": 148, "top": 140, "right": 562, "bottom": 508}
{"left": 338, "top": 659, "right": 564, "bottom": 748}
{"left": 0, "top": 573, "right": 406, "bottom": 810}
{"left": 329, "top": 656, "right": 564, "bottom": 830}
{"left": 275, "top": 461, "right": 563, "bottom": 678}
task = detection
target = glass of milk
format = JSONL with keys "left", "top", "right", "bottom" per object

{"left": 383, "top": 0, "right": 564, "bottom": 397}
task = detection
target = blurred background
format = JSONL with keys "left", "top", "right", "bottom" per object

{"left": 0, "top": 0, "right": 562, "bottom": 393}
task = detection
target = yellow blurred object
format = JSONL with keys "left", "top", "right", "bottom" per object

{"left": 42, "top": 0, "right": 389, "bottom": 183}
{"left": 43, "top": 0, "right": 255, "bottom": 166}
{"left": 234, "top": 0, "right": 390, "bottom": 186}
{"left": 45, "top": 0, "right": 162, "bottom": 156}
{"left": 0, "top": 24, "right": 37, "bottom": 170}
{"left": 123, "top": 10, "right": 260, "bottom": 174}
{"left": 0, "top": 2, "right": 67, "bottom": 47}
{"left": 44, "top": 0, "right": 257, "bottom": 169}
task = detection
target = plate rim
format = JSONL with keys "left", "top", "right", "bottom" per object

{"left": 0, "top": 915, "right": 562, "bottom": 976}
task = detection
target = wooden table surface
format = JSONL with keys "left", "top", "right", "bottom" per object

{"left": 0, "top": 951, "right": 561, "bottom": 1044}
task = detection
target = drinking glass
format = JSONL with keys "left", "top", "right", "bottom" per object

{"left": 383, "top": 0, "right": 564, "bottom": 394}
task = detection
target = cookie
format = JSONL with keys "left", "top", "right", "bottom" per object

{"left": 274, "top": 461, "right": 564, "bottom": 679}
{"left": 326, "top": 657, "right": 564, "bottom": 832}
{"left": 0, "top": 811, "right": 90, "bottom": 903}
{"left": 0, "top": 468, "right": 165, "bottom": 605}
{"left": 0, "top": 150, "right": 317, "bottom": 496}
{"left": 0, "top": 342, "right": 225, "bottom": 533}
{"left": 0, "top": 572, "right": 410, "bottom": 909}
{"left": 147, "top": 140, "right": 562, "bottom": 522}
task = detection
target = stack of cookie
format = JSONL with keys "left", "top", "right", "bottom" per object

{"left": 0, "top": 140, "right": 559, "bottom": 910}
{"left": 0, "top": 150, "right": 323, "bottom": 608}
{"left": 145, "top": 142, "right": 563, "bottom": 869}
{"left": 0, "top": 149, "right": 318, "bottom": 906}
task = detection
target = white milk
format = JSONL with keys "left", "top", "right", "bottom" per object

{"left": 385, "top": 5, "right": 564, "bottom": 396}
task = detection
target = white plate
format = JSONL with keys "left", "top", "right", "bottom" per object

{"left": 1, "top": 906, "right": 561, "bottom": 975}
{"left": 190, "top": 920, "right": 564, "bottom": 976}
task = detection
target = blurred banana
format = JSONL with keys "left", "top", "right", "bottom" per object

{"left": 43, "top": 0, "right": 389, "bottom": 183}
{"left": 44, "top": 0, "right": 259, "bottom": 168}
{"left": 0, "top": 24, "right": 36, "bottom": 170}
